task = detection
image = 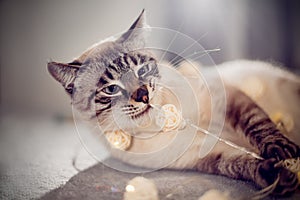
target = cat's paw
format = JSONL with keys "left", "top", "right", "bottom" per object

{"left": 260, "top": 136, "right": 300, "bottom": 161}
{"left": 256, "top": 158, "right": 299, "bottom": 196}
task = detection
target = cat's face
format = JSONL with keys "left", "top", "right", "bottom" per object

{"left": 92, "top": 49, "right": 160, "bottom": 130}
{"left": 48, "top": 10, "right": 161, "bottom": 131}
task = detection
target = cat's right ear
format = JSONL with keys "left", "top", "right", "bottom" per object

{"left": 47, "top": 61, "right": 81, "bottom": 95}
{"left": 117, "top": 9, "right": 149, "bottom": 49}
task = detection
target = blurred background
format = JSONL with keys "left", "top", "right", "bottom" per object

{"left": 1, "top": 0, "right": 300, "bottom": 116}
{"left": 0, "top": 0, "right": 299, "bottom": 199}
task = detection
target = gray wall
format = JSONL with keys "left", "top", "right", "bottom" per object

{"left": 0, "top": 0, "right": 168, "bottom": 116}
{"left": 1, "top": 0, "right": 299, "bottom": 117}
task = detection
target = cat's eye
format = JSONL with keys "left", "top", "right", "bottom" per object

{"left": 137, "top": 64, "right": 151, "bottom": 77}
{"left": 102, "top": 84, "right": 121, "bottom": 95}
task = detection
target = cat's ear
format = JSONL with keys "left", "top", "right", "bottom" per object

{"left": 47, "top": 61, "right": 81, "bottom": 95}
{"left": 117, "top": 9, "right": 149, "bottom": 48}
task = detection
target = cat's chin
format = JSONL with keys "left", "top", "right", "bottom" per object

{"left": 130, "top": 104, "right": 151, "bottom": 119}
{"left": 127, "top": 105, "right": 165, "bottom": 136}
{"left": 99, "top": 101, "right": 163, "bottom": 136}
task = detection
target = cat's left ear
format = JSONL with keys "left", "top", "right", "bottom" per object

{"left": 47, "top": 61, "right": 81, "bottom": 95}
{"left": 117, "top": 9, "right": 149, "bottom": 48}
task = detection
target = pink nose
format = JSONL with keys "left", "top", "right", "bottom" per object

{"left": 131, "top": 85, "right": 149, "bottom": 104}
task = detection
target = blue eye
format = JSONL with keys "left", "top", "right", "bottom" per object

{"left": 102, "top": 84, "right": 121, "bottom": 95}
{"left": 137, "top": 65, "right": 150, "bottom": 77}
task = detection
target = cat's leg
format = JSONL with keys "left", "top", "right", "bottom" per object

{"left": 225, "top": 87, "right": 299, "bottom": 160}
{"left": 196, "top": 152, "right": 298, "bottom": 196}
{"left": 224, "top": 86, "right": 300, "bottom": 195}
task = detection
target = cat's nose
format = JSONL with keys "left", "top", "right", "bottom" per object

{"left": 131, "top": 85, "right": 149, "bottom": 104}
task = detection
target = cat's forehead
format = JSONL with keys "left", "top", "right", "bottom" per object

{"left": 82, "top": 41, "right": 155, "bottom": 71}
{"left": 81, "top": 42, "right": 123, "bottom": 65}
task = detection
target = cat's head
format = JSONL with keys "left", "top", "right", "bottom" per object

{"left": 48, "top": 10, "right": 161, "bottom": 131}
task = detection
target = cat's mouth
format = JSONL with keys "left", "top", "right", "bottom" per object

{"left": 122, "top": 104, "right": 151, "bottom": 119}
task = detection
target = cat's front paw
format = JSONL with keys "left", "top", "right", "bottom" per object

{"left": 260, "top": 136, "right": 300, "bottom": 161}
{"left": 256, "top": 158, "right": 299, "bottom": 196}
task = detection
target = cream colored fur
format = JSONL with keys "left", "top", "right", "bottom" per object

{"left": 111, "top": 60, "right": 300, "bottom": 170}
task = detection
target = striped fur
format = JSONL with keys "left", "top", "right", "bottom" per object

{"left": 192, "top": 86, "right": 300, "bottom": 196}
{"left": 93, "top": 52, "right": 159, "bottom": 121}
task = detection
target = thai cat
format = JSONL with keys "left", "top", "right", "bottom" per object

{"left": 47, "top": 10, "right": 300, "bottom": 197}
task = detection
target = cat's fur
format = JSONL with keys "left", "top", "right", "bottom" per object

{"left": 48, "top": 10, "right": 300, "bottom": 197}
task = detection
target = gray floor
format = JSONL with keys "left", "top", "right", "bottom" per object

{"left": 41, "top": 161, "right": 257, "bottom": 200}
{"left": 40, "top": 159, "right": 300, "bottom": 200}
{"left": 0, "top": 113, "right": 97, "bottom": 199}
{"left": 1, "top": 113, "right": 299, "bottom": 200}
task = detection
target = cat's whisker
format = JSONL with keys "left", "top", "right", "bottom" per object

{"left": 122, "top": 105, "right": 134, "bottom": 108}
{"left": 128, "top": 105, "right": 151, "bottom": 119}
{"left": 169, "top": 48, "right": 221, "bottom": 67}
{"left": 191, "top": 48, "right": 221, "bottom": 61}
{"left": 155, "top": 90, "right": 169, "bottom": 96}
{"left": 168, "top": 32, "right": 208, "bottom": 65}
{"left": 158, "top": 21, "right": 185, "bottom": 64}
{"left": 122, "top": 104, "right": 143, "bottom": 114}
{"left": 155, "top": 83, "right": 179, "bottom": 95}
{"left": 121, "top": 107, "right": 139, "bottom": 112}
{"left": 101, "top": 113, "right": 124, "bottom": 131}
{"left": 126, "top": 110, "right": 140, "bottom": 116}
{"left": 97, "top": 112, "right": 117, "bottom": 127}
{"left": 149, "top": 103, "right": 162, "bottom": 111}
{"left": 123, "top": 111, "right": 138, "bottom": 115}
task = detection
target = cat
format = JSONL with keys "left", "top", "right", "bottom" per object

{"left": 48, "top": 10, "right": 300, "bottom": 197}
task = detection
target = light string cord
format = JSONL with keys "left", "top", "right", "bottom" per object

{"left": 149, "top": 104, "right": 264, "bottom": 160}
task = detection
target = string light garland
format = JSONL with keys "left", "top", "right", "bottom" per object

{"left": 105, "top": 130, "right": 132, "bottom": 150}
{"left": 155, "top": 104, "right": 184, "bottom": 132}
{"left": 124, "top": 176, "right": 159, "bottom": 200}
{"left": 270, "top": 111, "right": 294, "bottom": 134}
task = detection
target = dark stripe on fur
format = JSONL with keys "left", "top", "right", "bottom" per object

{"left": 226, "top": 88, "right": 300, "bottom": 161}
{"left": 123, "top": 55, "right": 130, "bottom": 66}
{"left": 96, "top": 104, "right": 111, "bottom": 116}
{"left": 108, "top": 64, "right": 120, "bottom": 73}
{"left": 129, "top": 55, "right": 138, "bottom": 65}
{"left": 104, "top": 69, "right": 114, "bottom": 80}
{"left": 95, "top": 97, "right": 111, "bottom": 104}
{"left": 99, "top": 77, "right": 108, "bottom": 85}
{"left": 196, "top": 154, "right": 259, "bottom": 181}
{"left": 196, "top": 153, "right": 299, "bottom": 196}
{"left": 140, "top": 55, "right": 147, "bottom": 63}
